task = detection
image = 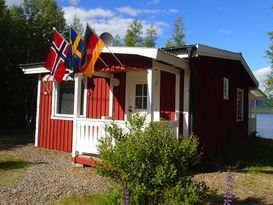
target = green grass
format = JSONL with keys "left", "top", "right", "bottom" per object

{"left": 196, "top": 137, "right": 273, "bottom": 204}
{"left": 0, "top": 130, "right": 31, "bottom": 186}
{"left": 0, "top": 151, "right": 28, "bottom": 186}
{"left": 47, "top": 189, "right": 122, "bottom": 205}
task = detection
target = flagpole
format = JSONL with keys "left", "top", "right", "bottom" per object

{"left": 53, "top": 27, "right": 69, "bottom": 44}
{"left": 86, "top": 23, "right": 125, "bottom": 68}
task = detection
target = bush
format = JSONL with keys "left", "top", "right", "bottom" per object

{"left": 97, "top": 114, "right": 206, "bottom": 204}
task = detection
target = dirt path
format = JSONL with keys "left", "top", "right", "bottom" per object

{"left": 0, "top": 144, "right": 114, "bottom": 205}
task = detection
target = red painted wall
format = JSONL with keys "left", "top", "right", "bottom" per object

{"left": 38, "top": 81, "right": 73, "bottom": 152}
{"left": 179, "top": 70, "right": 184, "bottom": 135}
{"left": 191, "top": 56, "right": 255, "bottom": 156}
{"left": 87, "top": 76, "right": 110, "bottom": 119}
{"left": 113, "top": 73, "right": 126, "bottom": 120}
{"left": 160, "top": 71, "right": 176, "bottom": 121}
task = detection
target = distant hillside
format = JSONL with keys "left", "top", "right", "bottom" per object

{"left": 256, "top": 100, "right": 273, "bottom": 114}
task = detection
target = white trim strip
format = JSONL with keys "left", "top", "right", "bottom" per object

{"left": 35, "top": 74, "right": 41, "bottom": 147}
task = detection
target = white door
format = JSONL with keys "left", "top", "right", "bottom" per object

{"left": 126, "top": 71, "right": 148, "bottom": 119}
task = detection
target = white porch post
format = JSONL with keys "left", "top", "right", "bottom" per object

{"left": 35, "top": 74, "right": 41, "bottom": 147}
{"left": 147, "top": 68, "right": 154, "bottom": 122}
{"left": 175, "top": 73, "right": 180, "bottom": 138}
{"left": 109, "top": 78, "right": 114, "bottom": 117}
{"left": 72, "top": 74, "right": 82, "bottom": 157}
{"left": 183, "top": 69, "right": 190, "bottom": 137}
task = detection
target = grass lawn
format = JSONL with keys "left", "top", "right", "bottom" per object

{"left": 194, "top": 137, "right": 273, "bottom": 205}
{"left": 0, "top": 129, "right": 32, "bottom": 185}
{"left": 49, "top": 137, "right": 273, "bottom": 205}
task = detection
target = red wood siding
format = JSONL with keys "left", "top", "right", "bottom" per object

{"left": 179, "top": 70, "right": 184, "bottom": 135}
{"left": 191, "top": 56, "right": 253, "bottom": 157}
{"left": 160, "top": 71, "right": 176, "bottom": 121}
{"left": 87, "top": 76, "right": 110, "bottom": 119}
{"left": 38, "top": 81, "right": 73, "bottom": 152}
{"left": 113, "top": 73, "right": 126, "bottom": 120}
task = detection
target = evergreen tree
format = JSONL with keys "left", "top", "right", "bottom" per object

{"left": 113, "top": 34, "right": 123, "bottom": 46}
{"left": 124, "top": 19, "right": 143, "bottom": 47}
{"left": 70, "top": 14, "right": 84, "bottom": 35}
{"left": 0, "top": 0, "right": 66, "bottom": 129}
{"left": 143, "top": 25, "right": 157, "bottom": 47}
{"left": 165, "top": 16, "right": 185, "bottom": 48}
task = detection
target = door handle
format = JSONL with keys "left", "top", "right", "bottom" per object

{"left": 129, "top": 106, "right": 132, "bottom": 112}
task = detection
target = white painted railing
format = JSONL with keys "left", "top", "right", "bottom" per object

{"left": 166, "top": 120, "right": 179, "bottom": 138}
{"left": 74, "top": 118, "right": 126, "bottom": 155}
{"left": 73, "top": 118, "right": 179, "bottom": 156}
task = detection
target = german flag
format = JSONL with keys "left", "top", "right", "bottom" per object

{"left": 80, "top": 25, "right": 104, "bottom": 77}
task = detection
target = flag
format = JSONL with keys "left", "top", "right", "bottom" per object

{"left": 80, "top": 25, "right": 105, "bottom": 77}
{"left": 64, "top": 28, "right": 83, "bottom": 78}
{"left": 44, "top": 32, "right": 69, "bottom": 82}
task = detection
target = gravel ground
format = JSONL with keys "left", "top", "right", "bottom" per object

{"left": 0, "top": 144, "right": 115, "bottom": 205}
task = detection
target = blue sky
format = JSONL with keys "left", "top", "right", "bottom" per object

{"left": 6, "top": 0, "right": 273, "bottom": 87}
{"left": 56, "top": 0, "right": 273, "bottom": 70}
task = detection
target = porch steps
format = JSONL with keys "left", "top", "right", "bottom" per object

{"left": 71, "top": 154, "right": 103, "bottom": 167}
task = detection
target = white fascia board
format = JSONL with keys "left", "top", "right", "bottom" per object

{"left": 103, "top": 46, "right": 188, "bottom": 70}
{"left": 195, "top": 44, "right": 259, "bottom": 87}
{"left": 22, "top": 67, "right": 49, "bottom": 74}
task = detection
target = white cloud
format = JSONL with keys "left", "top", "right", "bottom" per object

{"left": 147, "top": 0, "right": 160, "bottom": 5}
{"left": 116, "top": 6, "right": 163, "bottom": 17}
{"left": 63, "top": 7, "right": 115, "bottom": 23}
{"left": 254, "top": 66, "right": 271, "bottom": 91}
{"left": 5, "top": 0, "right": 23, "bottom": 6}
{"left": 69, "top": 0, "right": 80, "bottom": 6}
{"left": 62, "top": 7, "right": 167, "bottom": 39}
{"left": 169, "top": 9, "right": 178, "bottom": 13}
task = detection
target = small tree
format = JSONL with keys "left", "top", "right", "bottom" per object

{"left": 143, "top": 25, "right": 157, "bottom": 47}
{"left": 124, "top": 19, "right": 143, "bottom": 47}
{"left": 113, "top": 34, "right": 123, "bottom": 46}
{"left": 165, "top": 16, "right": 186, "bottom": 48}
{"left": 98, "top": 114, "right": 206, "bottom": 204}
{"left": 70, "top": 14, "right": 84, "bottom": 35}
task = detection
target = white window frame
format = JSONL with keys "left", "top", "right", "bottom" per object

{"left": 223, "top": 77, "right": 229, "bottom": 100}
{"left": 51, "top": 78, "right": 87, "bottom": 120}
{"left": 236, "top": 88, "right": 244, "bottom": 122}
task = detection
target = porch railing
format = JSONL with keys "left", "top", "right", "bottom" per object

{"left": 74, "top": 118, "right": 126, "bottom": 155}
{"left": 73, "top": 118, "right": 179, "bottom": 156}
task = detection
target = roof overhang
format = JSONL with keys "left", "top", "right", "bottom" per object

{"left": 195, "top": 44, "right": 258, "bottom": 87}
{"left": 103, "top": 46, "right": 188, "bottom": 69}
{"left": 250, "top": 88, "right": 267, "bottom": 100}
{"left": 165, "top": 44, "right": 259, "bottom": 87}
{"left": 21, "top": 47, "right": 188, "bottom": 74}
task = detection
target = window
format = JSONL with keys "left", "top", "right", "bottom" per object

{"left": 223, "top": 77, "right": 229, "bottom": 100}
{"left": 236, "top": 88, "right": 244, "bottom": 121}
{"left": 135, "top": 84, "right": 147, "bottom": 109}
{"left": 53, "top": 79, "right": 86, "bottom": 117}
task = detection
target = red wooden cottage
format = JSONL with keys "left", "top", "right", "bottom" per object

{"left": 21, "top": 44, "right": 265, "bottom": 165}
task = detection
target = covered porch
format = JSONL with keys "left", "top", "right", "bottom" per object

{"left": 71, "top": 47, "right": 189, "bottom": 161}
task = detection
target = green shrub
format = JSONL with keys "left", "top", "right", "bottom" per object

{"left": 97, "top": 114, "right": 205, "bottom": 204}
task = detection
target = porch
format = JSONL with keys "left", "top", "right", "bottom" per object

{"left": 70, "top": 47, "right": 189, "bottom": 160}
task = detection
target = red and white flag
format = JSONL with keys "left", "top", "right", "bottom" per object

{"left": 44, "top": 32, "right": 69, "bottom": 82}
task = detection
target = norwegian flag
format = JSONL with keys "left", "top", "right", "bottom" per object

{"left": 44, "top": 32, "right": 69, "bottom": 82}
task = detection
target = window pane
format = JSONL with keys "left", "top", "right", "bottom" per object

{"left": 135, "top": 97, "right": 142, "bottom": 109}
{"left": 143, "top": 84, "right": 147, "bottom": 96}
{"left": 58, "top": 81, "right": 74, "bottom": 115}
{"left": 135, "top": 84, "right": 142, "bottom": 96}
{"left": 143, "top": 97, "right": 147, "bottom": 109}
